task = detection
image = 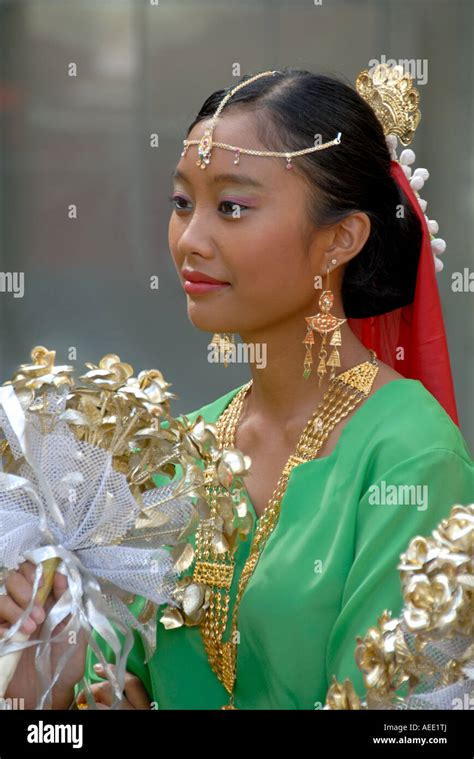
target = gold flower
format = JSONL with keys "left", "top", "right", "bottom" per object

{"left": 324, "top": 677, "right": 365, "bottom": 710}
{"left": 160, "top": 577, "right": 212, "bottom": 628}
{"left": 433, "top": 504, "right": 474, "bottom": 556}
{"left": 355, "top": 611, "right": 412, "bottom": 692}
{"left": 6, "top": 345, "right": 74, "bottom": 396}
{"left": 79, "top": 354, "right": 134, "bottom": 390}
{"left": 402, "top": 571, "right": 464, "bottom": 634}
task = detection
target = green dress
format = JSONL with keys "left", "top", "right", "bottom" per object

{"left": 75, "top": 378, "right": 474, "bottom": 709}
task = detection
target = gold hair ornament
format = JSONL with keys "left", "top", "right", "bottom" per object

{"left": 355, "top": 63, "right": 421, "bottom": 146}
{"left": 356, "top": 62, "right": 445, "bottom": 273}
{"left": 181, "top": 70, "right": 342, "bottom": 171}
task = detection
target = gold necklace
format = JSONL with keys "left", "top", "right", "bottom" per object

{"left": 192, "top": 349, "right": 379, "bottom": 709}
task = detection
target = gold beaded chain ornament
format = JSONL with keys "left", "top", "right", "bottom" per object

{"left": 186, "top": 351, "right": 379, "bottom": 709}
{"left": 181, "top": 69, "right": 342, "bottom": 171}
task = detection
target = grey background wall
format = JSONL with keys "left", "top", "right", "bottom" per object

{"left": 0, "top": 0, "right": 472, "bottom": 450}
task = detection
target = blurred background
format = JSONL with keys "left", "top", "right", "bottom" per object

{"left": 0, "top": 0, "right": 472, "bottom": 449}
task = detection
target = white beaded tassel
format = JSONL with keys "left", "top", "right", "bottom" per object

{"left": 387, "top": 136, "right": 446, "bottom": 273}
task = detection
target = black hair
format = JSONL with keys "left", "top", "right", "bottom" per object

{"left": 184, "top": 67, "right": 422, "bottom": 319}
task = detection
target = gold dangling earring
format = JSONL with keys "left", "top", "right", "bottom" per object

{"left": 302, "top": 261, "right": 347, "bottom": 386}
{"left": 210, "top": 333, "right": 235, "bottom": 368}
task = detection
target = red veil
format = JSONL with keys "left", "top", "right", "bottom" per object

{"left": 347, "top": 159, "right": 459, "bottom": 427}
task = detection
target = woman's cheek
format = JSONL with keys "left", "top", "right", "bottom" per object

{"left": 168, "top": 222, "right": 180, "bottom": 264}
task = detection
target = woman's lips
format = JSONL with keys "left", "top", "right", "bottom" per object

{"left": 183, "top": 280, "right": 230, "bottom": 295}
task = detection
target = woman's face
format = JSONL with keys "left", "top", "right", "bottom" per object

{"left": 168, "top": 110, "right": 329, "bottom": 336}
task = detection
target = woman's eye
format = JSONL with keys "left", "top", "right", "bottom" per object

{"left": 168, "top": 194, "right": 190, "bottom": 211}
{"left": 219, "top": 200, "right": 249, "bottom": 216}
{"left": 168, "top": 195, "right": 249, "bottom": 216}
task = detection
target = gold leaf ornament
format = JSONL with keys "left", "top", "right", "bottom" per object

{"left": 355, "top": 63, "right": 421, "bottom": 146}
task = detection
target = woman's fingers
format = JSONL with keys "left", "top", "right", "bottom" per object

{"left": 18, "top": 561, "right": 68, "bottom": 601}
{"left": 0, "top": 594, "right": 36, "bottom": 634}
{"left": 76, "top": 681, "right": 116, "bottom": 708}
{"left": 121, "top": 669, "right": 152, "bottom": 709}
{"left": 75, "top": 693, "right": 109, "bottom": 711}
{"left": 6, "top": 572, "right": 43, "bottom": 613}
{"left": 52, "top": 571, "right": 68, "bottom": 600}
{"left": 76, "top": 682, "right": 128, "bottom": 710}
{"left": 0, "top": 569, "right": 45, "bottom": 633}
{"left": 0, "top": 561, "right": 67, "bottom": 638}
{"left": 18, "top": 561, "right": 42, "bottom": 585}
{"left": 76, "top": 666, "right": 151, "bottom": 710}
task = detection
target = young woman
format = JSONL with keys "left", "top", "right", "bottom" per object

{"left": 2, "top": 67, "right": 473, "bottom": 710}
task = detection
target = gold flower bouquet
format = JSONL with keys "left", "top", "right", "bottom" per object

{"left": 0, "top": 346, "right": 250, "bottom": 709}
{"left": 325, "top": 503, "right": 474, "bottom": 710}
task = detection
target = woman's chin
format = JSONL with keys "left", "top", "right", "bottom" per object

{"left": 186, "top": 304, "right": 233, "bottom": 333}
{"left": 188, "top": 318, "right": 234, "bottom": 334}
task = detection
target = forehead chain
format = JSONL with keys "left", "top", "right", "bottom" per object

{"left": 181, "top": 69, "right": 342, "bottom": 171}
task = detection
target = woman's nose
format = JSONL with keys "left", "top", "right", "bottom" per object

{"left": 175, "top": 210, "right": 215, "bottom": 259}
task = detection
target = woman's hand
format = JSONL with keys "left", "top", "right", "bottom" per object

{"left": 75, "top": 664, "right": 152, "bottom": 710}
{"left": 0, "top": 560, "right": 88, "bottom": 709}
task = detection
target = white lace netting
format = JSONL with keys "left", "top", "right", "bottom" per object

{"left": 392, "top": 623, "right": 474, "bottom": 710}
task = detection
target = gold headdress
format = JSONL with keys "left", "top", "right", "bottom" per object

{"left": 355, "top": 63, "right": 421, "bottom": 146}
{"left": 355, "top": 63, "right": 445, "bottom": 272}
{"left": 181, "top": 69, "right": 342, "bottom": 171}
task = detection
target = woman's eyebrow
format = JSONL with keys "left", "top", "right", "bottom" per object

{"left": 171, "top": 168, "right": 265, "bottom": 189}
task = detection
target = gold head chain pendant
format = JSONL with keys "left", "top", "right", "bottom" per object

{"left": 181, "top": 70, "right": 342, "bottom": 171}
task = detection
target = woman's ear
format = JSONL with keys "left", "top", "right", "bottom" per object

{"left": 325, "top": 211, "right": 371, "bottom": 266}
